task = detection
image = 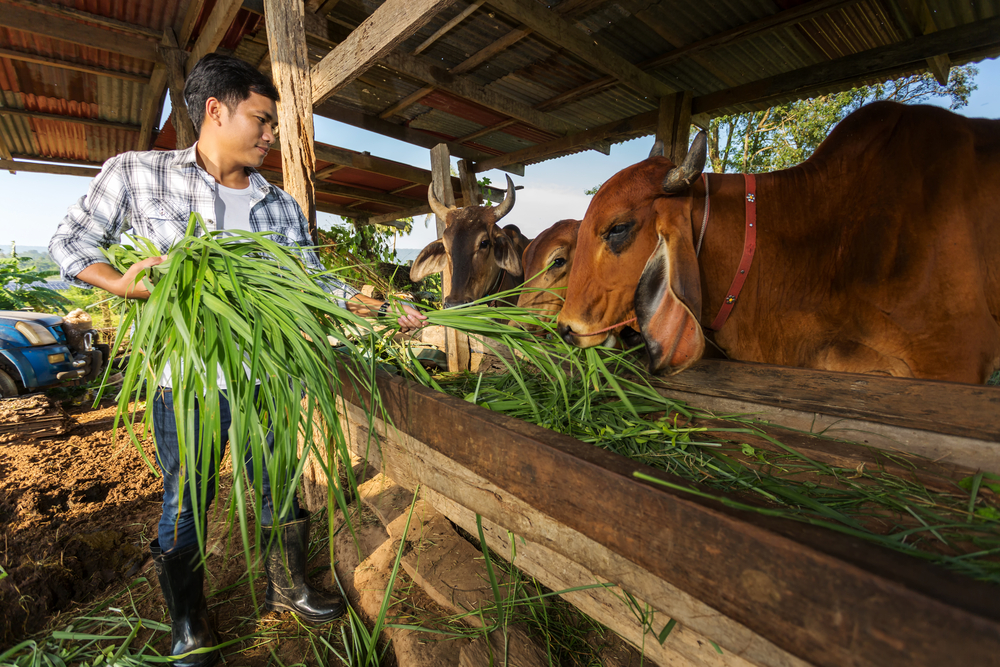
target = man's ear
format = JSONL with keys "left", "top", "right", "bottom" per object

{"left": 411, "top": 239, "right": 448, "bottom": 281}
{"left": 204, "top": 97, "right": 225, "bottom": 128}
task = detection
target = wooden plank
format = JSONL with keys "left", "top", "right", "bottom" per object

{"left": 137, "top": 65, "right": 168, "bottom": 151}
{"left": 454, "top": 118, "right": 518, "bottom": 144}
{"left": 162, "top": 31, "right": 197, "bottom": 150}
{"left": 484, "top": 0, "right": 675, "bottom": 99}
{"left": 311, "top": 0, "right": 459, "bottom": 106}
{"left": 0, "top": 3, "right": 160, "bottom": 62}
{"left": 413, "top": 0, "right": 487, "bottom": 55}
{"left": 260, "top": 168, "right": 420, "bottom": 208}
{"left": 0, "top": 48, "right": 149, "bottom": 83}
{"left": 0, "top": 107, "right": 140, "bottom": 132}
{"left": 657, "top": 91, "right": 692, "bottom": 164}
{"left": 378, "top": 85, "right": 436, "bottom": 119}
{"left": 430, "top": 143, "right": 454, "bottom": 238}
{"left": 186, "top": 0, "right": 245, "bottom": 75}
{"left": 336, "top": 367, "right": 1000, "bottom": 667}
{"left": 379, "top": 51, "right": 578, "bottom": 137}
{"left": 457, "top": 159, "right": 480, "bottom": 205}
{"left": 650, "top": 359, "right": 1000, "bottom": 444}
{"left": 451, "top": 26, "right": 532, "bottom": 75}
{"left": 265, "top": 0, "right": 318, "bottom": 244}
{"left": 693, "top": 16, "right": 1000, "bottom": 116}
{"left": 0, "top": 159, "right": 99, "bottom": 177}
{"left": 474, "top": 109, "right": 657, "bottom": 172}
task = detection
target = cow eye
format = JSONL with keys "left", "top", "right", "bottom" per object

{"left": 479, "top": 238, "right": 490, "bottom": 249}
{"left": 550, "top": 257, "right": 566, "bottom": 269}
{"left": 604, "top": 220, "right": 636, "bottom": 255}
{"left": 607, "top": 223, "right": 630, "bottom": 237}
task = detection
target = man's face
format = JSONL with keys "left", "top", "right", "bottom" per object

{"left": 218, "top": 92, "right": 279, "bottom": 169}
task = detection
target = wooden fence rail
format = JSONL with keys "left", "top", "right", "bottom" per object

{"left": 323, "top": 365, "right": 1000, "bottom": 667}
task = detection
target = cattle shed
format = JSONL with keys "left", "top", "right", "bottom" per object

{"left": 2, "top": 1, "right": 999, "bottom": 666}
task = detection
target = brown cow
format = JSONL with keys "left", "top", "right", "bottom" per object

{"left": 557, "top": 101, "right": 1000, "bottom": 383}
{"left": 410, "top": 175, "right": 530, "bottom": 308}
{"left": 516, "top": 218, "right": 580, "bottom": 330}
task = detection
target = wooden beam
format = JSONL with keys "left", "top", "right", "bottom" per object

{"left": 378, "top": 85, "right": 436, "bottom": 119}
{"left": 429, "top": 143, "right": 454, "bottom": 239}
{"left": 260, "top": 167, "right": 419, "bottom": 207}
{"left": 694, "top": 17, "right": 1000, "bottom": 116}
{"left": 657, "top": 91, "right": 692, "bottom": 164}
{"left": 186, "top": 0, "right": 245, "bottom": 74}
{"left": 0, "top": 107, "right": 140, "bottom": 132}
{"left": 474, "top": 109, "right": 657, "bottom": 172}
{"left": 177, "top": 0, "right": 209, "bottom": 49}
{"left": 0, "top": 48, "right": 149, "bottom": 83}
{"left": 457, "top": 159, "right": 480, "bottom": 206}
{"left": 315, "top": 163, "right": 345, "bottom": 180}
{"left": 379, "top": 52, "right": 577, "bottom": 137}
{"left": 484, "top": 0, "right": 675, "bottom": 99}
{"left": 0, "top": 159, "right": 100, "bottom": 177}
{"left": 310, "top": 0, "right": 459, "bottom": 106}
{"left": 161, "top": 31, "right": 196, "bottom": 150}
{"left": 0, "top": 3, "right": 160, "bottom": 62}
{"left": 137, "top": 65, "right": 168, "bottom": 151}
{"left": 414, "top": 0, "right": 486, "bottom": 55}
{"left": 3, "top": 0, "right": 163, "bottom": 39}
{"left": 451, "top": 27, "right": 531, "bottom": 75}
{"left": 891, "top": 0, "right": 951, "bottom": 85}
{"left": 265, "top": 0, "right": 319, "bottom": 244}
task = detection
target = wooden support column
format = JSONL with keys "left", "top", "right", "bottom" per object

{"left": 431, "top": 144, "right": 470, "bottom": 373}
{"left": 265, "top": 0, "right": 318, "bottom": 244}
{"left": 162, "top": 30, "right": 196, "bottom": 150}
{"left": 657, "top": 91, "right": 692, "bottom": 165}
{"left": 457, "top": 159, "right": 481, "bottom": 206}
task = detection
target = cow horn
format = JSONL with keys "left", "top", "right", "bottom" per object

{"left": 427, "top": 183, "right": 456, "bottom": 222}
{"left": 648, "top": 139, "right": 664, "bottom": 158}
{"left": 491, "top": 175, "right": 517, "bottom": 222}
{"left": 662, "top": 131, "right": 708, "bottom": 193}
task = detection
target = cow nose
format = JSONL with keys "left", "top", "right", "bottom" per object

{"left": 557, "top": 323, "right": 575, "bottom": 344}
{"left": 443, "top": 296, "right": 467, "bottom": 309}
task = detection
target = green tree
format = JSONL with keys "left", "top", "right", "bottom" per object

{"left": 708, "top": 65, "right": 978, "bottom": 174}
{"left": 0, "top": 244, "right": 68, "bottom": 312}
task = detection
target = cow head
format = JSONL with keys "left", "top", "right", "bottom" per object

{"left": 409, "top": 175, "right": 521, "bottom": 308}
{"left": 515, "top": 219, "right": 581, "bottom": 331}
{"left": 557, "top": 133, "right": 708, "bottom": 374}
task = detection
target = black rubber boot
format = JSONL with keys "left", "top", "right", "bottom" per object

{"left": 261, "top": 514, "right": 345, "bottom": 625}
{"left": 150, "top": 540, "right": 219, "bottom": 667}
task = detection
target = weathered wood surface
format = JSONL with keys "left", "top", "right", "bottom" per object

{"left": 338, "top": 398, "right": 802, "bottom": 667}
{"left": 651, "top": 359, "right": 1000, "bottom": 444}
{"left": 311, "top": 0, "right": 459, "bottom": 106}
{"left": 334, "top": 366, "right": 1000, "bottom": 667}
{"left": 0, "top": 160, "right": 100, "bottom": 178}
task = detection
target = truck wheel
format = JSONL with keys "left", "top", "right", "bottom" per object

{"left": 0, "top": 368, "right": 19, "bottom": 398}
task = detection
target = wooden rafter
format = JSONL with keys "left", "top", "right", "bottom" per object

{"left": 484, "top": 0, "right": 675, "bottom": 99}
{"left": 890, "top": 0, "right": 951, "bottom": 85}
{"left": 186, "top": 0, "right": 246, "bottom": 74}
{"left": 454, "top": 118, "right": 518, "bottom": 144}
{"left": 413, "top": 0, "right": 487, "bottom": 55}
{"left": 0, "top": 3, "right": 159, "bottom": 62}
{"left": 0, "top": 48, "right": 150, "bottom": 83}
{"left": 378, "top": 85, "right": 436, "bottom": 120}
{"left": 310, "top": 0, "right": 459, "bottom": 106}
{"left": 0, "top": 159, "right": 99, "bottom": 177}
{"left": 474, "top": 109, "right": 657, "bottom": 172}
{"left": 4, "top": 0, "right": 162, "bottom": 39}
{"left": 0, "top": 107, "right": 140, "bottom": 132}
{"left": 692, "top": 16, "right": 1000, "bottom": 116}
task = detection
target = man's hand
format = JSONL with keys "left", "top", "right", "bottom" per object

{"left": 76, "top": 256, "right": 166, "bottom": 299}
{"left": 396, "top": 303, "right": 427, "bottom": 333}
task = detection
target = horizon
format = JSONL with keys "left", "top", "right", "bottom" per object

{"left": 2, "top": 58, "right": 998, "bottom": 255}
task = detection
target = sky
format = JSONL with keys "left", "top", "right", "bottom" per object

{"left": 2, "top": 57, "right": 999, "bottom": 254}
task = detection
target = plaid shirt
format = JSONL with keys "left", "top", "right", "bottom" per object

{"left": 49, "top": 144, "right": 358, "bottom": 306}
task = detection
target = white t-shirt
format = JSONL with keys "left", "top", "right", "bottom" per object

{"left": 159, "top": 181, "right": 255, "bottom": 388}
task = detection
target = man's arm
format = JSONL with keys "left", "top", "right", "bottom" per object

{"left": 76, "top": 257, "right": 166, "bottom": 299}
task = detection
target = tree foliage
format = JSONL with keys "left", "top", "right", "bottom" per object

{"left": 708, "top": 65, "right": 979, "bottom": 174}
{"left": 0, "top": 244, "right": 67, "bottom": 312}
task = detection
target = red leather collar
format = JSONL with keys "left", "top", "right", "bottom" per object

{"left": 708, "top": 173, "right": 757, "bottom": 331}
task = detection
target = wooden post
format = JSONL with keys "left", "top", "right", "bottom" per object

{"left": 430, "top": 144, "right": 470, "bottom": 373}
{"left": 161, "top": 30, "right": 196, "bottom": 150}
{"left": 457, "top": 159, "right": 481, "bottom": 205}
{"left": 265, "top": 0, "right": 318, "bottom": 244}
{"left": 657, "top": 91, "right": 693, "bottom": 164}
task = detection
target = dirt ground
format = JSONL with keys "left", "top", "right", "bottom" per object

{"left": 0, "top": 394, "right": 363, "bottom": 664}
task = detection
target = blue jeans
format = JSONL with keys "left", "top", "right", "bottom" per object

{"left": 151, "top": 386, "right": 301, "bottom": 553}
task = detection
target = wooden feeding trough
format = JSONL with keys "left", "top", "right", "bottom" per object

{"left": 300, "top": 360, "right": 1000, "bottom": 667}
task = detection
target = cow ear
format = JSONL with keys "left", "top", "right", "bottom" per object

{"left": 410, "top": 239, "right": 448, "bottom": 281}
{"left": 635, "top": 205, "right": 705, "bottom": 375}
{"left": 493, "top": 227, "right": 524, "bottom": 275}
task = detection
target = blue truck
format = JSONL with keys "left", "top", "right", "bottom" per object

{"left": 0, "top": 310, "right": 110, "bottom": 397}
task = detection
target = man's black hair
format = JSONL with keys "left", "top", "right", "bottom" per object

{"left": 184, "top": 54, "right": 280, "bottom": 136}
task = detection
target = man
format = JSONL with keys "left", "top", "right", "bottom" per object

{"left": 49, "top": 54, "right": 425, "bottom": 667}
